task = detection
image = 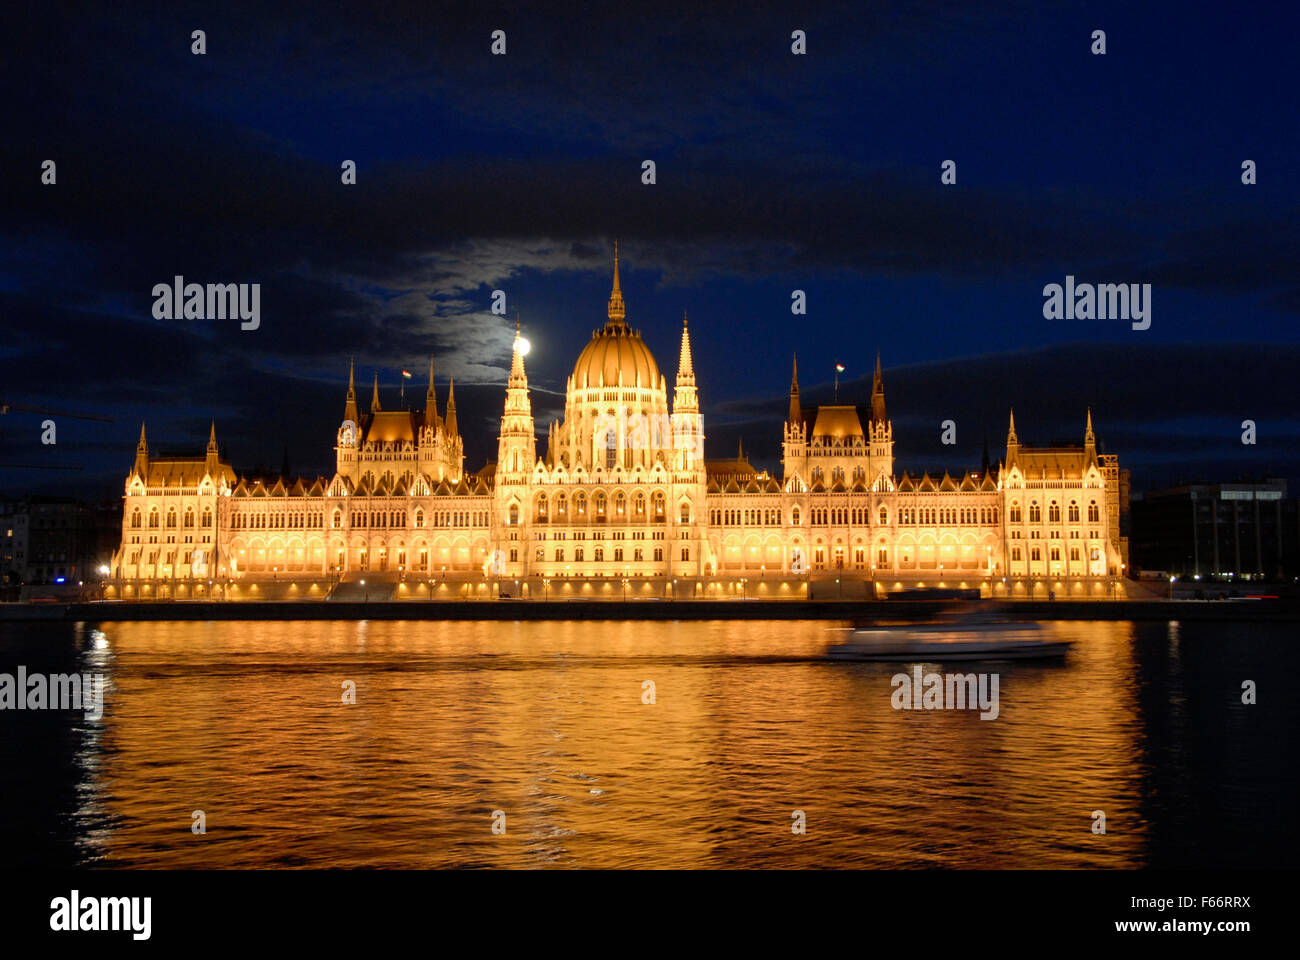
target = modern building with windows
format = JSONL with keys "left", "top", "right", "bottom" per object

{"left": 1130, "top": 479, "right": 1297, "bottom": 581}
{"left": 110, "top": 251, "right": 1128, "bottom": 599}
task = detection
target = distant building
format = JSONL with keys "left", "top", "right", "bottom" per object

{"left": 0, "top": 498, "right": 31, "bottom": 583}
{"left": 0, "top": 495, "right": 119, "bottom": 586}
{"left": 1130, "top": 479, "right": 1298, "bottom": 580}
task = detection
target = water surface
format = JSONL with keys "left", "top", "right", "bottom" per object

{"left": 0, "top": 618, "right": 1293, "bottom": 868}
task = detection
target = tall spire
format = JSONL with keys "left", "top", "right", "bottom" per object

{"left": 510, "top": 316, "right": 527, "bottom": 382}
{"left": 672, "top": 310, "right": 700, "bottom": 420}
{"left": 424, "top": 354, "right": 439, "bottom": 428}
{"left": 445, "top": 376, "right": 458, "bottom": 436}
{"left": 677, "top": 311, "right": 694, "bottom": 378}
{"left": 205, "top": 421, "right": 220, "bottom": 472}
{"left": 343, "top": 358, "right": 359, "bottom": 425}
{"left": 133, "top": 421, "right": 149, "bottom": 475}
{"left": 498, "top": 317, "right": 535, "bottom": 477}
{"left": 788, "top": 353, "right": 802, "bottom": 424}
{"left": 1085, "top": 407, "right": 1095, "bottom": 443}
{"left": 1005, "top": 408, "right": 1020, "bottom": 466}
{"left": 371, "top": 372, "right": 381, "bottom": 413}
{"left": 606, "top": 240, "right": 626, "bottom": 328}
{"left": 870, "top": 350, "right": 886, "bottom": 424}
{"left": 738, "top": 436, "right": 745, "bottom": 461}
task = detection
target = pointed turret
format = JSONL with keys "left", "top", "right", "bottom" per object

{"left": 1006, "top": 408, "right": 1020, "bottom": 465}
{"left": 344, "top": 358, "right": 359, "bottom": 425}
{"left": 788, "top": 353, "right": 802, "bottom": 424}
{"left": 370, "top": 372, "right": 382, "bottom": 413}
{"left": 445, "top": 376, "right": 458, "bottom": 437}
{"left": 1084, "top": 408, "right": 1097, "bottom": 463}
{"left": 507, "top": 317, "right": 525, "bottom": 379}
{"left": 133, "top": 421, "right": 149, "bottom": 476}
{"left": 424, "top": 355, "right": 439, "bottom": 428}
{"left": 205, "top": 421, "right": 220, "bottom": 473}
{"left": 606, "top": 241, "right": 627, "bottom": 329}
{"left": 870, "top": 351, "right": 887, "bottom": 424}
{"left": 678, "top": 311, "right": 694, "bottom": 378}
{"left": 738, "top": 437, "right": 745, "bottom": 461}
{"left": 671, "top": 310, "right": 700, "bottom": 420}
{"left": 497, "top": 319, "right": 535, "bottom": 482}
{"left": 669, "top": 309, "right": 704, "bottom": 473}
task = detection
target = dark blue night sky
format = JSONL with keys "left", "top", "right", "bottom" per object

{"left": 2, "top": 0, "right": 1297, "bottom": 498}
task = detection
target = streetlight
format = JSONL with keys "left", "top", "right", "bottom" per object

{"left": 1169, "top": 575, "right": 1175, "bottom": 601}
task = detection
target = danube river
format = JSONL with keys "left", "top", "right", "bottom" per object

{"left": 1, "top": 618, "right": 1294, "bottom": 868}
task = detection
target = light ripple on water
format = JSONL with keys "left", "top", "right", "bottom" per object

{"left": 0, "top": 617, "right": 1296, "bottom": 868}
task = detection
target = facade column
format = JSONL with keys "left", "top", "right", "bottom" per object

{"left": 1191, "top": 492, "right": 1200, "bottom": 578}
{"left": 1253, "top": 495, "right": 1262, "bottom": 576}
{"left": 1211, "top": 496, "right": 1220, "bottom": 575}
{"left": 1233, "top": 500, "right": 1241, "bottom": 575}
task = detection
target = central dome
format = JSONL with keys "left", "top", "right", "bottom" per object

{"left": 572, "top": 323, "right": 661, "bottom": 388}
{"left": 570, "top": 242, "right": 662, "bottom": 389}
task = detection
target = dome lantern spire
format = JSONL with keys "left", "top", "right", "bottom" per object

{"left": 606, "top": 240, "right": 627, "bottom": 329}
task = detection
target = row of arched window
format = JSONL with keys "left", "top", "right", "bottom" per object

{"left": 229, "top": 512, "right": 323, "bottom": 529}
{"left": 709, "top": 507, "right": 783, "bottom": 526}
{"left": 1009, "top": 500, "right": 1099, "bottom": 524}
{"left": 894, "top": 506, "right": 1000, "bottom": 526}
{"left": 130, "top": 507, "right": 212, "bottom": 529}
{"left": 529, "top": 491, "right": 687, "bottom": 524}
{"left": 349, "top": 511, "right": 407, "bottom": 529}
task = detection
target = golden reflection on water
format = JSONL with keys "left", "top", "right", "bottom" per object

{"left": 72, "top": 619, "right": 1144, "bottom": 868}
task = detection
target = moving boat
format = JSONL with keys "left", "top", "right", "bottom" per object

{"left": 828, "top": 607, "right": 1072, "bottom": 662}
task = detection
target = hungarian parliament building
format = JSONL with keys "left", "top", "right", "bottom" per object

{"left": 110, "top": 252, "right": 1128, "bottom": 600}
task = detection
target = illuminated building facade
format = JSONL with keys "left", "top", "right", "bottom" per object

{"left": 111, "top": 251, "right": 1128, "bottom": 599}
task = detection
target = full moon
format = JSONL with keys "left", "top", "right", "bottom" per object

{"left": 517, "top": 337, "right": 531, "bottom": 356}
